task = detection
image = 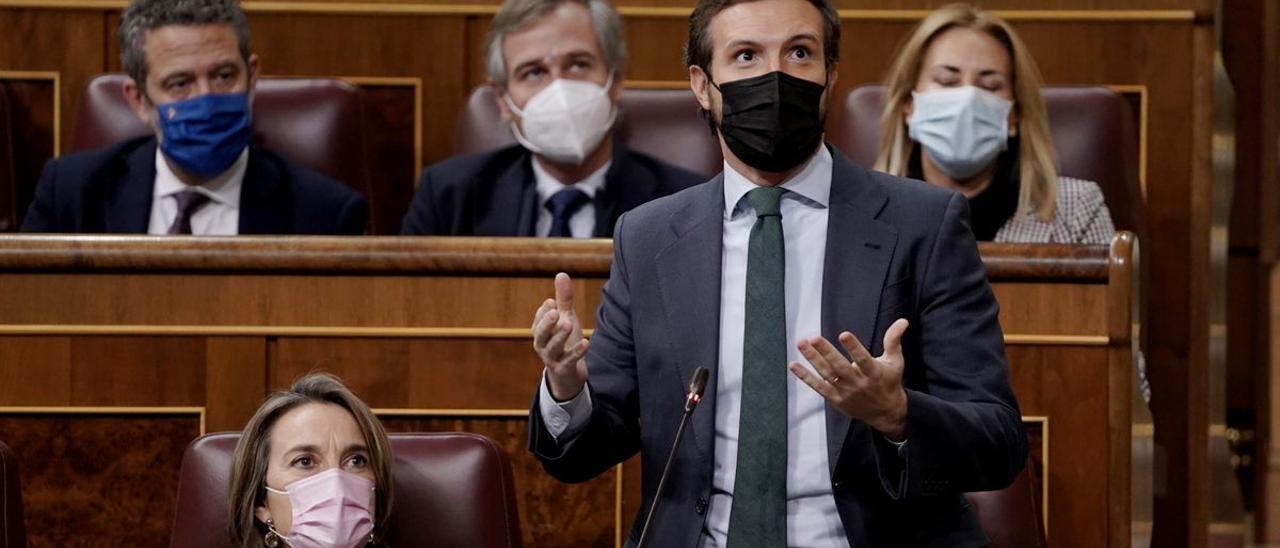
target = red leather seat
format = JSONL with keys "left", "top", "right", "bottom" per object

{"left": 832, "top": 85, "right": 1144, "bottom": 235}
{"left": 0, "top": 83, "right": 17, "bottom": 232}
{"left": 964, "top": 456, "right": 1047, "bottom": 548}
{"left": 169, "top": 431, "right": 521, "bottom": 548}
{"left": 455, "top": 85, "right": 722, "bottom": 177}
{"left": 0, "top": 440, "right": 27, "bottom": 548}
{"left": 71, "top": 74, "right": 378, "bottom": 231}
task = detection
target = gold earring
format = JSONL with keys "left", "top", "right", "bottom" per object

{"left": 264, "top": 518, "right": 281, "bottom": 547}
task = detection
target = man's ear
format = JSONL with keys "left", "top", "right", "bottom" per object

{"left": 122, "top": 77, "right": 154, "bottom": 128}
{"left": 492, "top": 82, "right": 516, "bottom": 124}
{"left": 608, "top": 62, "right": 625, "bottom": 102}
{"left": 247, "top": 53, "right": 261, "bottom": 94}
{"left": 689, "top": 65, "right": 712, "bottom": 112}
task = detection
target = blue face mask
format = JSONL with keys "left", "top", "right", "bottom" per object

{"left": 156, "top": 92, "right": 252, "bottom": 179}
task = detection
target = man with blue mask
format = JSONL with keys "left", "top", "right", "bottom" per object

{"left": 400, "top": 0, "right": 702, "bottom": 237}
{"left": 22, "top": 0, "right": 367, "bottom": 235}
{"left": 527, "top": 0, "right": 1026, "bottom": 545}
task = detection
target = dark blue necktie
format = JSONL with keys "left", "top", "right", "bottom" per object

{"left": 545, "top": 188, "right": 591, "bottom": 238}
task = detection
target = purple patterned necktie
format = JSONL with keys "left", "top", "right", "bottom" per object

{"left": 167, "top": 190, "right": 211, "bottom": 235}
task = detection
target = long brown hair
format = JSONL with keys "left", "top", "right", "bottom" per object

{"left": 227, "top": 372, "right": 395, "bottom": 547}
{"left": 875, "top": 3, "right": 1058, "bottom": 222}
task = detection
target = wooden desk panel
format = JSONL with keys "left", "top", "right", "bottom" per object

{"left": 0, "top": 235, "right": 1146, "bottom": 547}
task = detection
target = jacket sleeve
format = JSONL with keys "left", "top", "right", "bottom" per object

{"left": 400, "top": 168, "right": 441, "bottom": 235}
{"left": 528, "top": 213, "right": 642, "bottom": 483}
{"left": 20, "top": 159, "right": 61, "bottom": 232}
{"left": 897, "top": 192, "right": 1028, "bottom": 497}
{"left": 337, "top": 193, "right": 369, "bottom": 235}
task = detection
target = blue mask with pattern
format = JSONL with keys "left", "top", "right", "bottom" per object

{"left": 156, "top": 92, "right": 251, "bottom": 179}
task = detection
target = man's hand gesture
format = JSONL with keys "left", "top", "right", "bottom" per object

{"left": 790, "top": 319, "right": 910, "bottom": 441}
{"left": 532, "top": 272, "right": 590, "bottom": 401}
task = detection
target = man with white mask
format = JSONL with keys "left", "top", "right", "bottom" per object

{"left": 401, "top": 0, "right": 702, "bottom": 237}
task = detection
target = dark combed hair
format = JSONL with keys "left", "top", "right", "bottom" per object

{"left": 118, "top": 0, "right": 251, "bottom": 88}
{"left": 682, "top": 0, "right": 841, "bottom": 131}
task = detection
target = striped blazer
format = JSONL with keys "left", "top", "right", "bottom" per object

{"left": 994, "top": 176, "right": 1116, "bottom": 244}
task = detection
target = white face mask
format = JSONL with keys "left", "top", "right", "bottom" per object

{"left": 907, "top": 85, "right": 1014, "bottom": 179}
{"left": 504, "top": 76, "right": 617, "bottom": 165}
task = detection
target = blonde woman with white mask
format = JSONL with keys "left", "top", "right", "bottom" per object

{"left": 876, "top": 3, "right": 1115, "bottom": 244}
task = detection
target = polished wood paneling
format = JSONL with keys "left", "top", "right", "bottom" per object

{"left": 0, "top": 236, "right": 1143, "bottom": 547}
{"left": 0, "top": 77, "right": 55, "bottom": 232}
{"left": 358, "top": 82, "right": 419, "bottom": 234}
{"left": 272, "top": 338, "right": 546, "bottom": 409}
{"left": 1008, "top": 346, "right": 1109, "bottom": 546}
{"left": 0, "top": 413, "right": 200, "bottom": 547}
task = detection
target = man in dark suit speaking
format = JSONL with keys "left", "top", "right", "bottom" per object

{"left": 22, "top": 0, "right": 367, "bottom": 235}
{"left": 528, "top": 0, "right": 1028, "bottom": 545}
{"left": 400, "top": 0, "right": 701, "bottom": 237}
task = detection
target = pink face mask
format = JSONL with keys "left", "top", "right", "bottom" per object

{"left": 265, "top": 468, "right": 376, "bottom": 548}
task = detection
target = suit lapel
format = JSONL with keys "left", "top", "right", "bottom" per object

{"left": 477, "top": 155, "right": 537, "bottom": 236}
{"left": 655, "top": 177, "right": 724, "bottom": 465}
{"left": 104, "top": 139, "right": 157, "bottom": 234}
{"left": 821, "top": 149, "right": 897, "bottom": 472}
{"left": 238, "top": 147, "right": 290, "bottom": 235}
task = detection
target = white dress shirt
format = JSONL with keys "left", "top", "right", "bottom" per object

{"left": 147, "top": 148, "right": 247, "bottom": 235}
{"left": 532, "top": 157, "right": 610, "bottom": 238}
{"left": 542, "top": 146, "right": 851, "bottom": 546}
{"left": 702, "top": 145, "right": 846, "bottom": 548}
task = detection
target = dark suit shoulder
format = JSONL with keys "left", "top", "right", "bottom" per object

{"left": 252, "top": 146, "right": 365, "bottom": 205}
{"left": 611, "top": 148, "right": 705, "bottom": 193}
{"left": 246, "top": 145, "right": 368, "bottom": 235}
{"left": 40, "top": 136, "right": 155, "bottom": 192}
{"left": 418, "top": 145, "right": 530, "bottom": 193}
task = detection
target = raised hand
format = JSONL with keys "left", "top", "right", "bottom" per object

{"left": 789, "top": 319, "right": 910, "bottom": 440}
{"left": 531, "top": 272, "right": 590, "bottom": 401}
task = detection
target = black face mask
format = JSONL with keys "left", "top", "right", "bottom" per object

{"left": 712, "top": 70, "right": 827, "bottom": 173}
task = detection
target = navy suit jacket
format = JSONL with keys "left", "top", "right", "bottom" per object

{"left": 529, "top": 147, "right": 1027, "bottom": 547}
{"left": 400, "top": 144, "right": 703, "bottom": 236}
{"left": 21, "top": 136, "right": 367, "bottom": 235}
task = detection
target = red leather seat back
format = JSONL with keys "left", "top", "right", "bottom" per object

{"left": 964, "top": 457, "right": 1047, "bottom": 548}
{"left": 455, "top": 85, "right": 722, "bottom": 177}
{"left": 0, "top": 440, "right": 27, "bottom": 548}
{"left": 832, "top": 85, "right": 1143, "bottom": 234}
{"left": 71, "top": 75, "right": 376, "bottom": 229}
{"left": 168, "top": 431, "right": 521, "bottom": 548}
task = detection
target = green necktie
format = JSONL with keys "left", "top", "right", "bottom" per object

{"left": 726, "top": 186, "right": 787, "bottom": 547}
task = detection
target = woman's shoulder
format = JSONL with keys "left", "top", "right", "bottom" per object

{"left": 995, "top": 176, "right": 1114, "bottom": 244}
{"left": 1051, "top": 176, "right": 1115, "bottom": 243}
{"left": 1054, "top": 176, "right": 1108, "bottom": 211}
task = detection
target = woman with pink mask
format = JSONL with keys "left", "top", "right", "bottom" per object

{"left": 227, "top": 373, "right": 394, "bottom": 548}
{"left": 876, "top": 3, "right": 1115, "bottom": 244}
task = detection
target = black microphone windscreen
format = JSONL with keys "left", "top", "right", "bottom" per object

{"left": 690, "top": 367, "right": 710, "bottom": 397}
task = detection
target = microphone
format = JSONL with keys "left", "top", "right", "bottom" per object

{"left": 637, "top": 367, "right": 709, "bottom": 548}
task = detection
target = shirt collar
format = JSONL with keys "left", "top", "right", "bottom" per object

{"left": 723, "top": 144, "right": 832, "bottom": 220}
{"left": 153, "top": 147, "right": 248, "bottom": 208}
{"left": 532, "top": 157, "right": 612, "bottom": 205}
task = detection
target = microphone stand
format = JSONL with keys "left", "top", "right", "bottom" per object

{"left": 636, "top": 367, "right": 708, "bottom": 548}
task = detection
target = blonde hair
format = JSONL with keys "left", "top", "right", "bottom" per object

{"left": 875, "top": 3, "right": 1057, "bottom": 222}
{"left": 227, "top": 372, "right": 395, "bottom": 547}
